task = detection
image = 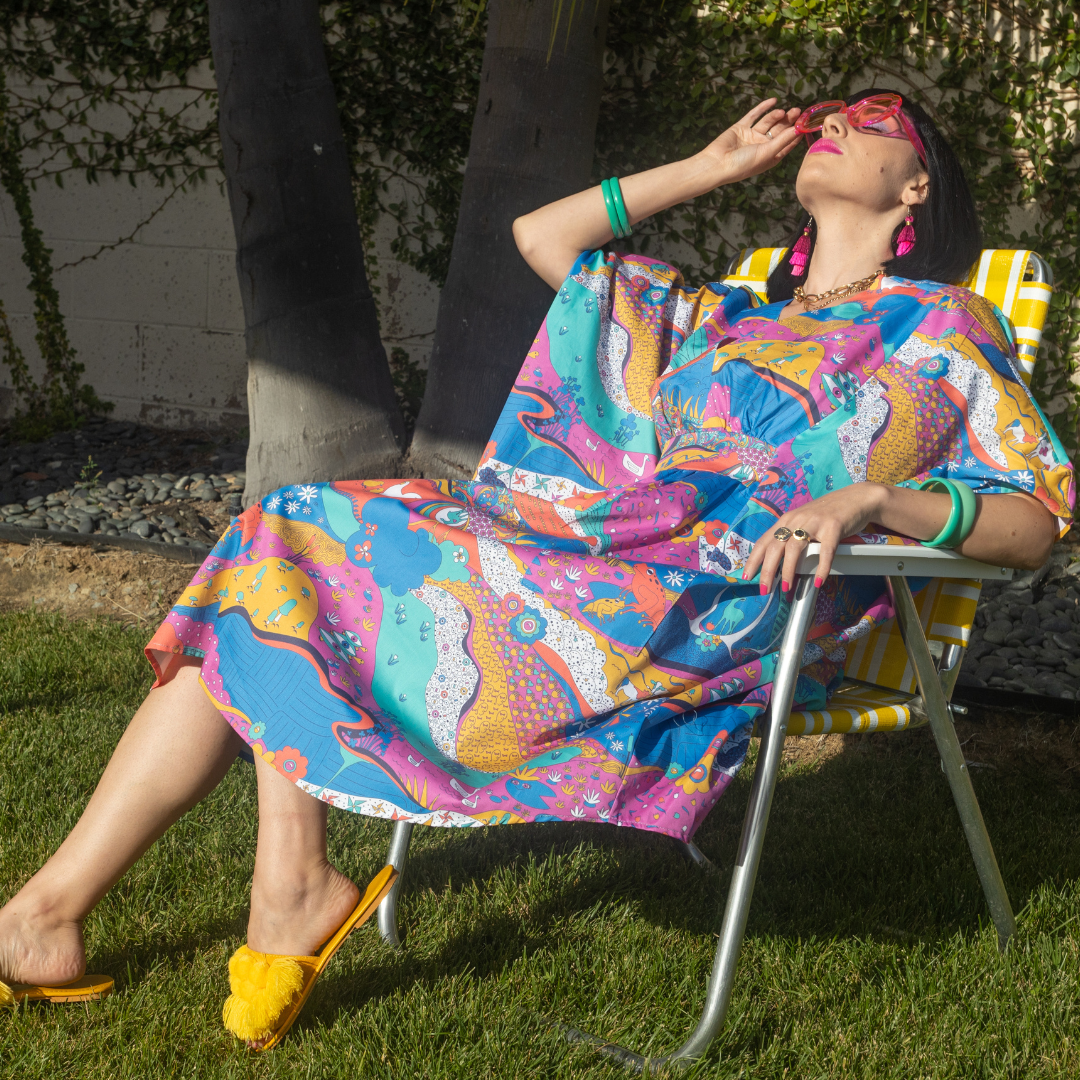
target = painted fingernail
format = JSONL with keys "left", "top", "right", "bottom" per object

{"left": 759, "top": 583, "right": 767, "bottom": 596}
{"left": 741, "top": 571, "right": 749, "bottom": 581}
{"left": 782, "top": 580, "right": 791, "bottom": 593}
{"left": 814, "top": 576, "right": 823, "bottom": 588}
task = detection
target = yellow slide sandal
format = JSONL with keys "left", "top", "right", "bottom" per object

{"left": 222, "top": 863, "right": 398, "bottom": 1050}
{"left": 1, "top": 973, "right": 115, "bottom": 1005}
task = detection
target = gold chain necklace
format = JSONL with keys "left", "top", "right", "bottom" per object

{"left": 793, "top": 269, "right": 882, "bottom": 312}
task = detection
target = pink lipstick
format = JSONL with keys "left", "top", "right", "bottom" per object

{"left": 808, "top": 139, "right": 843, "bottom": 155}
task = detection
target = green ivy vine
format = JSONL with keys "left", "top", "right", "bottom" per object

{"left": 1, "top": 1, "right": 1077, "bottom": 446}
{"left": 0, "top": 69, "right": 112, "bottom": 439}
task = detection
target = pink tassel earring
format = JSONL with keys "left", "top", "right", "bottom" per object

{"left": 896, "top": 211, "right": 916, "bottom": 257}
{"left": 790, "top": 218, "right": 812, "bottom": 277}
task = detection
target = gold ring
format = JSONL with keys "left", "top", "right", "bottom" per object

{"left": 773, "top": 527, "right": 793, "bottom": 542}
{"left": 792, "top": 529, "right": 810, "bottom": 541}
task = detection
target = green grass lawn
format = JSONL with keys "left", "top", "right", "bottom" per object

{"left": 1, "top": 609, "right": 1079, "bottom": 1078}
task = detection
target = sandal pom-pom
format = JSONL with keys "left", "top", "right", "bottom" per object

{"left": 222, "top": 946, "right": 304, "bottom": 1041}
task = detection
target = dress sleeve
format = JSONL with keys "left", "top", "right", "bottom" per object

{"left": 472, "top": 249, "right": 754, "bottom": 493}
{"left": 901, "top": 289, "right": 1075, "bottom": 536}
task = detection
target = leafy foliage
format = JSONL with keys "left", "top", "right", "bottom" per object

{"left": 0, "top": 1, "right": 1077, "bottom": 445}
{"left": 0, "top": 71, "right": 112, "bottom": 438}
{"left": 0, "top": 0, "right": 215, "bottom": 188}
{"left": 325, "top": 2, "right": 486, "bottom": 290}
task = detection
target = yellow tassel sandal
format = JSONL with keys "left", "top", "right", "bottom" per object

{"left": 1, "top": 973, "right": 114, "bottom": 1005}
{"left": 222, "top": 863, "right": 398, "bottom": 1050}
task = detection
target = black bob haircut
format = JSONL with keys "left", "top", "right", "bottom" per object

{"left": 766, "top": 89, "right": 983, "bottom": 304}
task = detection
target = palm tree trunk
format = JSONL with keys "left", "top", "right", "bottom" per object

{"left": 409, "top": 0, "right": 610, "bottom": 479}
{"left": 209, "top": 0, "right": 404, "bottom": 505}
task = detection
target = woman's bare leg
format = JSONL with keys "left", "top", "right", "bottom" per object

{"left": 0, "top": 661, "right": 243, "bottom": 986}
{"left": 233, "top": 758, "right": 358, "bottom": 1048}
{"left": 246, "top": 757, "right": 358, "bottom": 957}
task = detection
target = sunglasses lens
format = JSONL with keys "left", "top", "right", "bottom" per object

{"left": 797, "top": 101, "right": 845, "bottom": 131}
{"left": 848, "top": 94, "right": 901, "bottom": 125}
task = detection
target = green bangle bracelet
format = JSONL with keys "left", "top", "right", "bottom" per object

{"left": 600, "top": 179, "right": 626, "bottom": 240}
{"left": 950, "top": 478, "right": 977, "bottom": 546}
{"left": 918, "top": 478, "right": 977, "bottom": 548}
{"left": 607, "top": 176, "right": 632, "bottom": 238}
{"left": 920, "top": 479, "right": 961, "bottom": 548}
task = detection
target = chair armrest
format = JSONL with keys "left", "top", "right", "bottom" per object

{"left": 797, "top": 542, "right": 1014, "bottom": 582}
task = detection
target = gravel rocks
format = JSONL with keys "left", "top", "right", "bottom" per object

{"left": 958, "top": 556, "right": 1080, "bottom": 701}
{"left": 1, "top": 417, "right": 247, "bottom": 549}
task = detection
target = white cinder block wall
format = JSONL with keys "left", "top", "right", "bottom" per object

{"left": 4, "top": 159, "right": 1067, "bottom": 438}
{"left": 0, "top": 170, "right": 440, "bottom": 431}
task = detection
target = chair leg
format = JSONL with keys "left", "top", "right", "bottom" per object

{"left": 557, "top": 575, "right": 821, "bottom": 1072}
{"left": 889, "top": 575, "right": 1016, "bottom": 952}
{"left": 377, "top": 819, "right": 414, "bottom": 949}
{"left": 678, "top": 840, "right": 715, "bottom": 872}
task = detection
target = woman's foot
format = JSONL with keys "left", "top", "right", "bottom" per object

{"left": 247, "top": 860, "right": 359, "bottom": 956}
{"left": 241, "top": 860, "right": 359, "bottom": 1048}
{"left": 0, "top": 893, "right": 86, "bottom": 990}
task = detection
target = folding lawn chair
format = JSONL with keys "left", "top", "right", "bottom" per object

{"left": 374, "top": 248, "right": 1056, "bottom": 1072}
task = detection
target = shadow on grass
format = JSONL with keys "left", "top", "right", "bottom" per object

{"left": 87, "top": 911, "right": 251, "bottom": 992}
{"left": 283, "top": 722, "right": 1080, "bottom": 1038}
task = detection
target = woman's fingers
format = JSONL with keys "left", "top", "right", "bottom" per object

{"left": 811, "top": 521, "right": 848, "bottom": 586}
{"left": 757, "top": 539, "right": 786, "bottom": 594}
{"left": 751, "top": 107, "right": 786, "bottom": 132}
{"left": 750, "top": 109, "right": 793, "bottom": 143}
{"left": 741, "top": 97, "right": 781, "bottom": 128}
{"left": 742, "top": 529, "right": 772, "bottom": 582}
{"left": 780, "top": 534, "right": 813, "bottom": 592}
{"left": 814, "top": 539, "right": 836, "bottom": 587}
{"left": 768, "top": 126, "right": 803, "bottom": 156}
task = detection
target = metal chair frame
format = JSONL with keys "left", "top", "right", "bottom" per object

{"left": 375, "top": 546, "right": 1018, "bottom": 1072}
{"left": 373, "top": 251, "right": 1055, "bottom": 1071}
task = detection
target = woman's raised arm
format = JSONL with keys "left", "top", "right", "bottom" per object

{"left": 512, "top": 98, "right": 803, "bottom": 289}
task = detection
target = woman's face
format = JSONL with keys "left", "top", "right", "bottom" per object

{"left": 795, "top": 109, "right": 929, "bottom": 218}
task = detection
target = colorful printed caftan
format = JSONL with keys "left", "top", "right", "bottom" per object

{"left": 148, "top": 249, "right": 1074, "bottom": 840}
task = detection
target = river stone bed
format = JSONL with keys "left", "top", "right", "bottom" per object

{"left": 958, "top": 556, "right": 1080, "bottom": 700}
{"left": 1, "top": 416, "right": 247, "bottom": 547}
{"left": 1, "top": 472, "right": 243, "bottom": 546}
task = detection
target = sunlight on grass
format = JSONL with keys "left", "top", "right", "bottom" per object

{"left": 1, "top": 610, "right": 1078, "bottom": 1077}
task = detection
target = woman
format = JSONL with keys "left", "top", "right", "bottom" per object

{"left": 0, "top": 90, "right": 1070, "bottom": 1047}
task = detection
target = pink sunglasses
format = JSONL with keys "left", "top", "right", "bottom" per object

{"left": 795, "top": 93, "right": 928, "bottom": 166}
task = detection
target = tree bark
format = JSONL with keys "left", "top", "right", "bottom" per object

{"left": 409, "top": 0, "right": 610, "bottom": 479}
{"left": 209, "top": 0, "right": 404, "bottom": 505}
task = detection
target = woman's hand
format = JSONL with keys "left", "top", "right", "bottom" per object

{"left": 697, "top": 98, "right": 803, "bottom": 185}
{"left": 742, "top": 484, "right": 887, "bottom": 594}
{"left": 741, "top": 482, "right": 1059, "bottom": 595}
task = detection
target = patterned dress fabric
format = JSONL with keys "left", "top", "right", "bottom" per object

{"left": 148, "top": 249, "right": 1073, "bottom": 840}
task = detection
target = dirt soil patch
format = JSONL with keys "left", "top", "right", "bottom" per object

{"left": 0, "top": 539, "right": 197, "bottom": 628}
{"left": 781, "top": 713, "right": 1080, "bottom": 784}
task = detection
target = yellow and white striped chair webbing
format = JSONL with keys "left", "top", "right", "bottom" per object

{"left": 787, "top": 578, "right": 982, "bottom": 736}
{"left": 788, "top": 682, "right": 916, "bottom": 737}
{"left": 844, "top": 577, "right": 982, "bottom": 696}
{"left": 722, "top": 246, "right": 786, "bottom": 303}
{"left": 959, "top": 249, "right": 1051, "bottom": 386}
